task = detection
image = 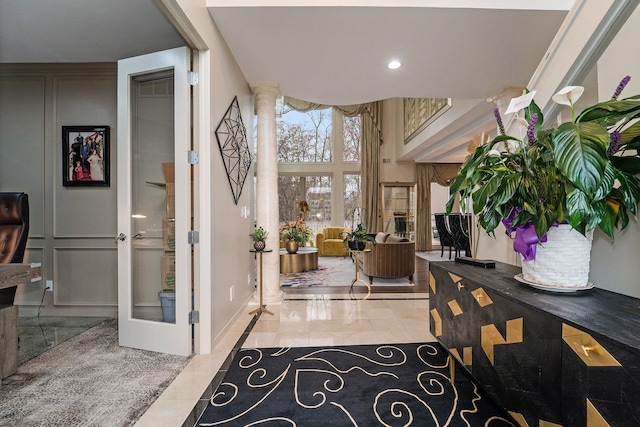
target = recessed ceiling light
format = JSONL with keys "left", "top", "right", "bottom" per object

{"left": 387, "top": 60, "right": 402, "bottom": 70}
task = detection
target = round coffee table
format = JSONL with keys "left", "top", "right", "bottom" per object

{"left": 279, "top": 247, "right": 319, "bottom": 273}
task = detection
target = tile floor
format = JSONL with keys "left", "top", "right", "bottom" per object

{"left": 135, "top": 291, "right": 434, "bottom": 426}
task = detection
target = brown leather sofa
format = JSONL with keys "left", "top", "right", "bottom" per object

{"left": 315, "top": 226, "right": 349, "bottom": 256}
{"left": 362, "top": 233, "right": 415, "bottom": 284}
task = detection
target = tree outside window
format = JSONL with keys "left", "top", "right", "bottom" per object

{"left": 277, "top": 103, "right": 361, "bottom": 230}
{"left": 277, "top": 108, "right": 332, "bottom": 162}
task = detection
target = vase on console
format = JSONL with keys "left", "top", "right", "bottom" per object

{"left": 285, "top": 240, "right": 299, "bottom": 254}
{"left": 280, "top": 216, "right": 312, "bottom": 254}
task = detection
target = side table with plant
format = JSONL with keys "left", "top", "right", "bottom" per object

{"left": 341, "top": 223, "right": 376, "bottom": 251}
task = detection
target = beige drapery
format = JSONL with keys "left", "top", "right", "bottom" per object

{"left": 415, "top": 163, "right": 461, "bottom": 251}
{"left": 283, "top": 97, "right": 383, "bottom": 232}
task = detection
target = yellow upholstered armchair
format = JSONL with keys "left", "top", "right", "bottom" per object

{"left": 315, "top": 226, "right": 349, "bottom": 256}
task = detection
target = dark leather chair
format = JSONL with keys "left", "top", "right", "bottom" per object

{"left": 434, "top": 213, "right": 455, "bottom": 259}
{"left": 0, "top": 192, "right": 30, "bottom": 305}
{"left": 448, "top": 213, "right": 471, "bottom": 258}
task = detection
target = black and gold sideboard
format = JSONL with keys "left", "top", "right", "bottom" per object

{"left": 429, "top": 260, "right": 640, "bottom": 427}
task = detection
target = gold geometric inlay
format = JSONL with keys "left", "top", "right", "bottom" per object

{"left": 540, "top": 421, "right": 563, "bottom": 427}
{"left": 448, "top": 272, "right": 463, "bottom": 284}
{"left": 507, "top": 411, "right": 529, "bottom": 427}
{"left": 430, "top": 308, "right": 442, "bottom": 337}
{"left": 506, "top": 318, "right": 524, "bottom": 344}
{"left": 471, "top": 287, "right": 493, "bottom": 307}
{"left": 481, "top": 324, "right": 506, "bottom": 365}
{"left": 562, "top": 324, "right": 621, "bottom": 367}
{"left": 448, "top": 299, "right": 463, "bottom": 316}
{"left": 462, "top": 346, "right": 472, "bottom": 365}
{"left": 481, "top": 318, "right": 523, "bottom": 365}
{"left": 429, "top": 272, "right": 436, "bottom": 294}
{"left": 587, "top": 399, "right": 611, "bottom": 427}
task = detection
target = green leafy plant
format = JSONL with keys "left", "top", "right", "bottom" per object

{"left": 251, "top": 226, "right": 269, "bottom": 242}
{"left": 341, "top": 223, "right": 376, "bottom": 248}
{"left": 446, "top": 76, "right": 640, "bottom": 245}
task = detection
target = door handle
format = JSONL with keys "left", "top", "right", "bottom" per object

{"left": 115, "top": 233, "right": 127, "bottom": 242}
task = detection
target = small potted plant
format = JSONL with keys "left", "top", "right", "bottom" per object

{"left": 341, "top": 223, "right": 376, "bottom": 251}
{"left": 251, "top": 226, "right": 269, "bottom": 251}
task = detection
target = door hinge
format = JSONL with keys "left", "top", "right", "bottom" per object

{"left": 189, "top": 310, "right": 200, "bottom": 324}
{"left": 188, "top": 230, "right": 200, "bottom": 245}
{"left": 187, "top": 150, "right": 199, "bottom": 165}
{"left": 188, "top": 71, "right": 199, "bottom": 86}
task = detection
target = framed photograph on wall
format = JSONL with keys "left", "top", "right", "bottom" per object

{"left": 62, "top": 125, "right": 110, "bottom": 187}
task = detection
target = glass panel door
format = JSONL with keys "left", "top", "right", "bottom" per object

{"left": 117, "top": 47, "right": 191, "bottom": 356}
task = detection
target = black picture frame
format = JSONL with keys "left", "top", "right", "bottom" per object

{"left": 62, "top": 125, "right": 110, "bottom": 187}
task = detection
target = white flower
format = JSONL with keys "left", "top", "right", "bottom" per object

{"left": 552, "top": 86, "right": 584, "bottom": 106}
{"left": 504, "top": 140, "right": 524, "bottom": 153}
{"left": 505, "top": 90, "right": 537, "bottom": 114}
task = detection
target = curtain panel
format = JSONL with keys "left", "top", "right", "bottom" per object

{"left": 416, "top": 163, "right": 461, "bottom": 251}
{"left": 283, "top": 97, "right": 383, "bottom": 232}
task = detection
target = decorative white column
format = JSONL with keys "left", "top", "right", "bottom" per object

{"left": 250, "top": 82, "right": 283, "bottom": 304}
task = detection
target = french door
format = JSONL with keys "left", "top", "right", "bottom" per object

{"left": 116, "top": 47, "right": 192, "bottom": 356}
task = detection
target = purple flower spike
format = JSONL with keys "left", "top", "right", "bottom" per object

{"left": 612, "top": 75, "right": 631, "bottom": 100}
{"left": 494, "top": 107, "right": 506, "bottom": 135}
{"left": 609, "top": 131, "right": 621, "bottom": 156}
{"left": 527, "top": 113, "right": 538, "bottom": 144}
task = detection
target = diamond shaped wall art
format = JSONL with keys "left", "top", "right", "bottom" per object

{"left": 215, "top": 96, "right": 252, "bottom": 204}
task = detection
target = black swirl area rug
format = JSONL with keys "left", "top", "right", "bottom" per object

{"left": 196, "top": 342, "right": 516, "bottom": 426}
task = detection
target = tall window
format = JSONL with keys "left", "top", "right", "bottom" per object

{"left": 344, "top": 173, "right": 361, "bottom": 228}
{"left": 278, "top": 175, "right": 332, "bottom": 225}
{"left": 277, "top": 103, "right": 361, "bottom": 232}
{"left": 277, "top": 108, "right": 332, "bottom": 162}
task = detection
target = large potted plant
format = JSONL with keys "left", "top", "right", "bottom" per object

{"left": 341, "top": 223, "right": 376, "bottom": 251}
{"left": 446, "top": 76, "right": 640, "bottom": 290}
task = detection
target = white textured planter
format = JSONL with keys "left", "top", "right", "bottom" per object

{"left": 521, "top": 224, "right": 593, "bottom": 289}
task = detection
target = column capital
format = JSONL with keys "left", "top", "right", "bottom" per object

{"left": 250, "top": 82, "right": 281, "bottom": 99}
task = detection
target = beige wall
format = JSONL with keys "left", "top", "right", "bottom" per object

{"left": 0, "top": 63, "right": 118, "bottom": 316}
{"left": 589, "top": 5, "right": 640, "bottom": 299}
{"left": 380, "top": 98, "right": 415, "bottom": 183}
{"left": 170, "top": 0, "right": 257, "bottom": 351}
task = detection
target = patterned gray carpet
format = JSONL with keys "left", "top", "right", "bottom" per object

{"left": 0, "top": 319, "right": 191, "bottom": 427}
